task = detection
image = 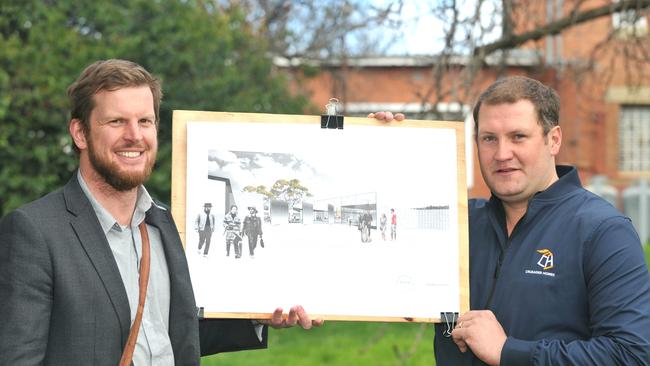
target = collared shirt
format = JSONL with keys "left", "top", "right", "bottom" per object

{"left": 78, "top": 172, "right": 174, "bottom": 366}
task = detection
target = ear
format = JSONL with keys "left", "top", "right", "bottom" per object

{"left": 69, "top": 119, "right": 88, "bottom": 150}
{"left": 548, "top": 126, "right": 562, "bottom": 156}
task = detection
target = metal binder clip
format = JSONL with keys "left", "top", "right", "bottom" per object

{"left": 321, "top": 98, "right": 344, "bottom": 129}
{"left": 441, "top": 312, "right": 458, "bottom": 337}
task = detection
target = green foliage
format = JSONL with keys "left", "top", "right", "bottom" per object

{"left": 0, "top": 0, "right": 309, "bottom": 216}
{"left": 270, "top": 178, "right": 312, "bottom": 207}
{"left": 243, "top": 185, "right": 273, "bottom": 197}
{"left": 201, "top": 321, "right": 436, "bottom": 366}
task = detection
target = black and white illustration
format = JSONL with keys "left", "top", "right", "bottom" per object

{"left": 185, "top": 121, "right": 462, "bottom": 320}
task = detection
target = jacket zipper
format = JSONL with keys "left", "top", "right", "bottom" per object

{"left": 483, "top": 213, "right": 526, "bottom": 309}
{"left": 484, "top": 238, "right": 509, "bottom": 309}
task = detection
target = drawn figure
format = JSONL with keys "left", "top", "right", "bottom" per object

{"left": 359, "top": 211, "right": 373, "bottom": 243}
{"left": 223, "top": 204, "right": 242, "bottom": 258}
{"left": 380, "top": 213, "right": 387, "bottom": 241}
{"left": 196, "top": 202, "right": 216, "bottom": 257}
{"left": 242, "top": 206, "right": 263, "bottom": 258}
{"left": 390, "top": 208, "right": 397, "bottom": 240}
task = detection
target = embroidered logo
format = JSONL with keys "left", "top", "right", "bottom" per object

{"left": 536, "top": 249, "right": 554, "bottom": 270}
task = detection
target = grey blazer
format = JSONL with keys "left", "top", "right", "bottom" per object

{"left": 0, "top": 175, "right": 265, "bottom": 365}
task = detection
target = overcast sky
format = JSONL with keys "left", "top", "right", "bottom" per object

{"left": 371, "top": 0, "right": 502, "bottom": 55}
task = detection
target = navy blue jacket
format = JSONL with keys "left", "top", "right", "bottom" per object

{"left": 435, "top": 166, "right": 650, "bottom": 365}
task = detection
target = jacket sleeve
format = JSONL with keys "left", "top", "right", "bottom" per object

{"left": 198, "top": 318, "right": 267, "bottom": 356}
{"left": 0, "top": 210, "right": 53, "bottom": 365}
{"left": 501, "top": 216, "right": 650, "bottom": 365}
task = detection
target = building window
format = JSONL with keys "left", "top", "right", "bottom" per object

{"left": 612, "top": 2, "right": 648, "bottom": 37}
{"left": 619, "top": 105, "right": 650, "bottom": 172}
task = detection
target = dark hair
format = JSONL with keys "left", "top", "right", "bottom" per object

{"left": 472, "top": 76, "right": 560, "bottom": 139}
{"left": 67, "top": 59, "right": 162, "bottom": 151}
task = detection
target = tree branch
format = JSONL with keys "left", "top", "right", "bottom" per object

{"left": 475, "top": 0, "right": 650, "bottom": 56}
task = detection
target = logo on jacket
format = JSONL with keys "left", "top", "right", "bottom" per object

{"left": 536, "top": 249, "right": 554, "bottom": 270}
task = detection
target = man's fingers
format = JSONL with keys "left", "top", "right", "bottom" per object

{"left": 265, "top": 306, "right": 322, "bottom": 329}
{"left": 451, "top": 328, "right": 468, "bottom": 352}
{"left": 369, "top": 111, "right": 405, "bottom": 122}
{"left": 286, "top": 306, "right": 299, "bottom": 326}
{"left": 293, "top": 306, "right": 313, "bottom": 329}
{"left": 270, "top": 307, "right": 284, "bottom": 327}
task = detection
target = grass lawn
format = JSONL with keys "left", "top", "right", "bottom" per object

{"left": 201, "top": 321, "right": 436, "bottom": 366}
{"left": 202, "top": 243, "right": 650, "bottom": 365}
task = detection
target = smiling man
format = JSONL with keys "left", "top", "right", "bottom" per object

{"left": 373, "top": 76, "right": 650, "bottom": 365}
{"left": 0, "top": 59, "right": 320, "bottom": 366}
{"left": 447, "top": 77, "right": 650, "bottom": 366}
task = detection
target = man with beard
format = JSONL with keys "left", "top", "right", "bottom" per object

{"left": 242, "top": 206, "right": 263, "bottom": 258}
{"left": 0, "top": 59, "right": 321, "bottom": 366}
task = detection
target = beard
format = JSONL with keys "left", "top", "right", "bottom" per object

{"left": 87, "top": 137, "right": 156, "bottom": 192}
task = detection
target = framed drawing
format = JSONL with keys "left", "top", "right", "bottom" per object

{"left": 171, "top": 111, "right": 468, "bottom": 323}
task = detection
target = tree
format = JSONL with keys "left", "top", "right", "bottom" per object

{"left": 243, "top": 184, "right": 273, "bottom": 197}
{"left": 226, "top": 0, "right": 405, "bottom": 59}
{"left": 0, "top": 0, "right": 308, "bottom": 216}
{"left": 269, "top": 178, "right": 312, "bottom": 208}
{"left": 412, "top": 0, "right": 650, "bottom": 119}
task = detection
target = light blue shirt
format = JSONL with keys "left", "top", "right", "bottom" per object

{"left": 78, "top": 172, "right": 174, "bottom": 366}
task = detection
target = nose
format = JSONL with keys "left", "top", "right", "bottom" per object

{"left": 123, "top": 119, "right": 143, "bottom": 142}
{"left": 494, "top": 140, "right": 513, "bottom": 161}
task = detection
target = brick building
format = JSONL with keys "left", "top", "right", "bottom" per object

{"left": 279, "top": 0, "right": 650, "bottom": 204}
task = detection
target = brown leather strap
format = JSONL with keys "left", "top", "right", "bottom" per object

{"left": 119, "top": 222, "right": 151, "bottom": 366}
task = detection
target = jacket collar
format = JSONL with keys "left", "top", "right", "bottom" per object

{"left": 531, "top": 165, "right": 582, "bottom": 201}
{"left": 487, "top": 165, "right": 583, "bottom": 241}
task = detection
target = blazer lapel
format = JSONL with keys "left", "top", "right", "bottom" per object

{"left": 145, "top": 205, "right": 196, "bottom": 310}
{"left": 145, "top": 205, "right": 199, "bottom": 359}
{"left": 63, "top": 176, "right": 131, "bottom": 344}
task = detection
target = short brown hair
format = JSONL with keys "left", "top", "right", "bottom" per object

{"left": 67, "top": 59, "right": 162, "bottom": 137}
{"left": 472, "top": 76, "right": 560, "bottom": 139}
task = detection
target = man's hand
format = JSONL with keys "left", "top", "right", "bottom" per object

{"left": 257, "top": 306, "right": 324, "bottom": 330}
{"left": 451, "top": 310, "right": 506, "bottom": 366}
{"left": 367, "top": 111, "right": 405, "bottom": 122}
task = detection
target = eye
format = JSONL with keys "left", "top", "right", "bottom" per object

{"left": 106, "top": 119, "right": 125, "bottom": 126}
{"left": 513, "top": 133, "right": 526, "bottom": 141}
{"left": 139, "top": 118, "right": 155, "bottom": 126}
{"left": 480, "top": 135, "right": 496, "bottom": 143}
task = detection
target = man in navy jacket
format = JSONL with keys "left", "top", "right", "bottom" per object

{"left": 373, "top": 76, "right": 650, "bottom": 365}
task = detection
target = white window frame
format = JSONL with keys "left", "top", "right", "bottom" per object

{"left": 619, "top": 105, "right": 650, "bottom": 172}
{"left": 612, "top": 1, "right": 649, "bottom": 36}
